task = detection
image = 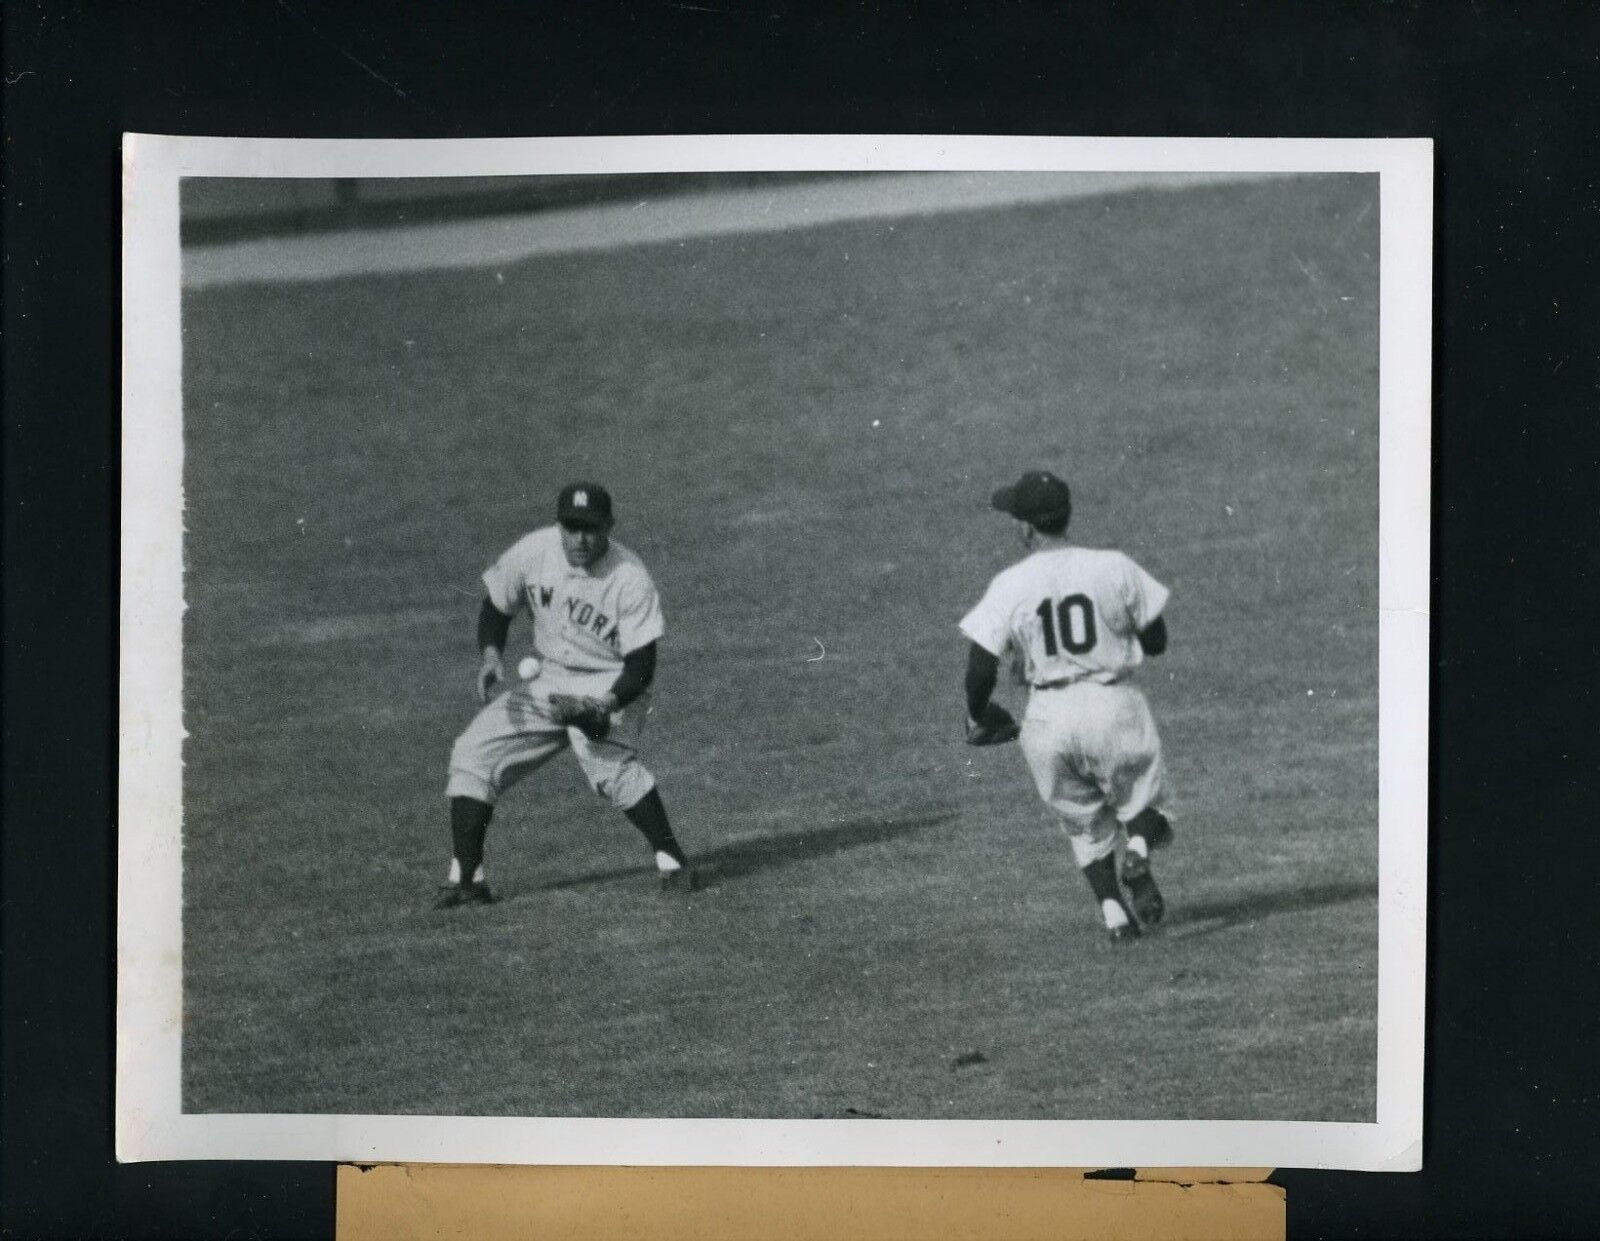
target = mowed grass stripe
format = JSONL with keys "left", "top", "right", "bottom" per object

{"left": 181, "top": 175, "right": 1378, "bottom": 1119}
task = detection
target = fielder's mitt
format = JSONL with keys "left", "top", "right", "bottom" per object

{"left": 965, "top": 701, "right": 1020, "bottom": 747}
{"left": 548, "top": 693, "right": 613, "bottom": 741}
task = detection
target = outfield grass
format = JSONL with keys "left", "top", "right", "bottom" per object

{"left": 180, "top": 174, "right": 1379, "bottom": 1120}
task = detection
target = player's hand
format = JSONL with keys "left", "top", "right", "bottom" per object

{"left": 476, "top": 650, "right": 505, "bottom": 703}
{"left": 548, "top": 693, "right": 613, "bottom": 741}
{"left": 965, "top": 701, "right": 1020, "bottom": 746}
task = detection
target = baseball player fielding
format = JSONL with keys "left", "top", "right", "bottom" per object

{"left": 959, "top": 469, "right": 1176, "bottom": 943}
{"left": 435, "top": 481, "right": 697, "bottom": 908}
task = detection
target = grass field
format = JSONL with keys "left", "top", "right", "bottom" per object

{"left": 180, "top": 174, "right": 1379, "bottom": 1120}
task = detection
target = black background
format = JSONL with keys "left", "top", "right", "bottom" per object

{"left": 4, "top": 3, "right": 1597, "bottom": 1237}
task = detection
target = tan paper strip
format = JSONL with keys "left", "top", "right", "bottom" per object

{"left": 337, "top": 1165, "right": 1283, "bottom": 1241}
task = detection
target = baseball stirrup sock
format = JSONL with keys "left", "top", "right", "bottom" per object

{"left": 623, "top": 788, "right": 687, "bottom": 866}
{"left": 1080, "top": 854, "right": 1122, "bottom": 904}
{"left": 449, "top": 796, "right": 494, "bottom": 885}
{"left": 1081, "top": 857, "right": 1131, "bottom": 929}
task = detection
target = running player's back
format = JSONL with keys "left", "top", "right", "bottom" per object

{"left": 965, "top": 546, "right": 1169, "bottom": 688}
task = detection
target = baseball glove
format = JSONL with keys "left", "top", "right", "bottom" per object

{"left": 547, "top": 693, "right": 613, "bottom": 741}
{"left": 965, "top": 701, "right": 1020, "bottom": 747}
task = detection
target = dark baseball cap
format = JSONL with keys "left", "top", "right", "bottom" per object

{"left": 991, "top": 470, "right": 1072, "bottom": 528}
{"left": 556, "top": 481, "right": 614, "bottom": 530}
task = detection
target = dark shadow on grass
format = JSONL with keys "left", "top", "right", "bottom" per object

{"left": 536, "top": 809, "right": 957, "bottom": 894}
{"left": 1166, "top": 879, "right": 1378, "bottom": 940}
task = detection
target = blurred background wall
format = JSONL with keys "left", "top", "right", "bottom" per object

{"left": 181, "top": 173, "right": 853, "bottom": 243}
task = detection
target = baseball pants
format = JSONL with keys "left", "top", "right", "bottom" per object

{"left": 446, "top": 675, "right": 655, "bottom": 810}
{"left": 1018, "top": 680, "right": 1166, "bottom": 867}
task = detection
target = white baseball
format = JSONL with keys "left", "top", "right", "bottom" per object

{"left": 517, "top": 656, "right": 542, "bottom": 680}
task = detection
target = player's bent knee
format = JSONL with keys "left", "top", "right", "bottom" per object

{"left": 598, "top": 764, "right": 655, "bottom": 811}
{"left": 446, "top": 768, "right": 498, "bottom": 805}
{"left": 1060, "top": 806, "right": 1120, "bottom": 869}
{"left": 448, "top": 732, "right": 481, "bottom": 770}
{"left": 1067, "top": 830, "right": 1119, "bottom": 870}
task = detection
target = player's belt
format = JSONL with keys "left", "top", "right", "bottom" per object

{"left": 1032, "top": 676, "right": 1117, "bottom": 690}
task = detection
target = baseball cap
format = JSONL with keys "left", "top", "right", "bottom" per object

{"left": 556, "top": 482, "right": 614, "bottom": 530}
{"left": 991, "top": 470, "right": 1072, "bottom": 528}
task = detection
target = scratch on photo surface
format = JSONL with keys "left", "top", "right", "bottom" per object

{"left": 273, "top": 0, "right": 425, "bottom": 108}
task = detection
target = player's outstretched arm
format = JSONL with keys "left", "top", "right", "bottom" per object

{"left": 475, "top": 597, "right": 515, "bottom": 702}
{"left": 1136, "top": 616, "right": 1168, "bottom": 656}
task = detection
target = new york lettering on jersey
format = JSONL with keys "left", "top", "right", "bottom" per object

{"left": 556, "top": 590, "right": 623, "bottom": 646}
{"left": 482, "top": 526, "right": 663, "bottom": 675}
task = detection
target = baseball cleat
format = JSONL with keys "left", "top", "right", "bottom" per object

{"left": 433, "top": 881, "right": 495, "bottom": 909}
{"left": 1119, "top": 852, "right": 1165, "bottom": 927}
{"left": 658, "top": 865, "right": 701, "bottom": 895}
{"left": 1107, "top": 920, "right": 1142, "bottom": 944}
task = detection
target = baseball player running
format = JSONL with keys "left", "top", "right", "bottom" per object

{"left": 959, "top": 470, "right": 1175, "bottom": 942}
{"left": 435, "top": 481, "right": 696, "bottom": 907}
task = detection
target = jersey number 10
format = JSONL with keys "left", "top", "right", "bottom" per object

{"left": 1036, "top": 594, "right": 1098, "bottom": 655}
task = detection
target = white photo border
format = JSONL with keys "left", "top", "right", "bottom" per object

{"left": 118, "top": 133, "right": 1430, "bottom": 1170}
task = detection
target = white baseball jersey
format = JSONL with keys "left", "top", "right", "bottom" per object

{"left": 960, "top": 546, "right": 1168, "bottom": 688}
{"left": 482, "top": 527, "right": 664, "bottom": 676}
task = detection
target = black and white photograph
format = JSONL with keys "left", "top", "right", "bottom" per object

{"left": 117, "top": 135, "right": 1429, "bottom": 1169}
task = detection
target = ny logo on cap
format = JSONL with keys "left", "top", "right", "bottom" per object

{"left": 572, "top": 490, "right": 589, "bottom": 507}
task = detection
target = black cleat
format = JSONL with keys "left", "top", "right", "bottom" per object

{"left": 1107, "top": 920, "right": 1142, "bottom": 944}
{"left": 658, "top": 865, "right": 701, "bottom": 895}
{"left": 1119, "top": 851, "right": 1165, "bottom": 927}
{"left": 433, "top": 881, "right": 495, "bottom": 909}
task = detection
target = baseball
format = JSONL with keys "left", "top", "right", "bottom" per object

{"left": 517, "top": 656, "right": 542, "bottom": 680}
